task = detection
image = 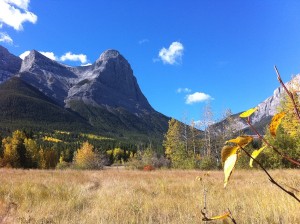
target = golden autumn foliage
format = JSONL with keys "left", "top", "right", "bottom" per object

{"left": 239, "top": 107, "right": 258, "bottom": 118}
{"left": 249, "top": 145, "right": 267, "bottom": 168}
{"left": 280, "top": 93, "right": 300, "bottom": 137}
{"left": 227, "top": 136, "right": 253, "bottom": 148}
{"left": 269, "top": 112, "right": 285, "bottom": 137}
{"left": 73, "top": 141, "right": 102, "bottom": 169}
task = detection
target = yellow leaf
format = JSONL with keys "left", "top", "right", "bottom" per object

{"left": 239, "top": 107, "right": 258, "bottom": 118}
{"left": 249, "top": 145, "right": 267, "bottom": 167}
{"left": 221, "top": 145, "right": 240, "bottom": 164}
{"left": 224, "top": 153, "right": 238, "bottom": 188}
{"left": 269, "top": 112, "right": 285, "bottom": 137}
{"left": 203, "top": 211, "right": 231, "bottom": 221}
{"left": 227, "top": 136, "right": 253, "bottom": 148}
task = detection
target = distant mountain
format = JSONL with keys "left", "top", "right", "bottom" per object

{"left": 213, "top": 75, "right": 300, "bottom": 135}
{"left": 0, "top": 45, "right": 169, "bottom": 143}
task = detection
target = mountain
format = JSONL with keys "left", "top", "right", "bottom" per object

{"left": 213, "top": 75, "right": 300, "bottom": 135}
{"left": 0, "top": 77, "right": 89, "bottom": 131}
{"left": 0, "top": 45, "right": 22, "bottom": 83}
{"left": 67, "top": 50, "right": 154, "bottom": 114}
{"left": 0, "top": 45, "right": 169, "bottom": 143}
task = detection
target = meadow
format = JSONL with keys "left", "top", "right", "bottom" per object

{"left": 0, "top": 168, "right": 299, "bottom": 223}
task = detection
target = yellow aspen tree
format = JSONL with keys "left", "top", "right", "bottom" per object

{"left": 73, "top": 141, "right": 101, "bottom": 169}
{"left": 280, "top": 92, "right": 300, "bottom": 137}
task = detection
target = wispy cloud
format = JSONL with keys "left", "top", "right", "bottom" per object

{"left": 20, "top": 50, "right": 89, "bottom": 65}
{"left": 158, "top": 41, "right": 184, "bottom": 65}
{"left": 19, "top": 50, "right": 30, "bottom": 59}
{"left": 81, "top": 63, "right": 92, "bottom": 67}
{"left": 0, "top": 32, "right": 13, "bottom": 44}
{"left": 19, "top": 50, "right": 57, "bottom": 60}
{"left": 0, "top": 0, "right": 37, "bottom": 31}
{"left": 60, "top": 52, "right": 87, "bottom": 64}
{"left": 138, "top": 38, "right": 149, "bottom": 45}
{"left": 177, "top": 87, "right": 191, "bottom": 93}
{"left": 185, "top": 92, "right": 213, "bottom": 104}
{"left": 40, "top": 51, "right": 57, "bottom": 61}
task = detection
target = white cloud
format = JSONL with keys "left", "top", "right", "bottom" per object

{"left": 19, "top": 50, "right": 30, "bottom": 59}
{"left": 19, "top": 50, "right": 57, "bottom": 60}
{"left": 60, "top": 52, "right": 88, "bottom": 64}
{"left": 81, "top": 63, "right": 92, "bottom": 67}
{"left": 185, "top": 92, "right": 212, "bottom": 104}
{"left": 0, "top": 0, "right": 37, "bottom": 31}
{"left": 0, "top": 32, "right": 13, "bottom": 44}
{"left": 158, "top": 41, "right": 184, "bottom": 65}
{"left": 177, "top": 87, "right": 191, "bottom": 93}
{"left": 40, "top": 51, "right": 57, "bottom": 60}
{"left": 20, "top": 50, "right": 89, "bottom": 65}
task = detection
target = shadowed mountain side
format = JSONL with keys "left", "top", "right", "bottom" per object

{"left": 0, "top": 77, "right": 90, "bottom": 131}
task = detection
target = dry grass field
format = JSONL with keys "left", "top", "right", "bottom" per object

{"left": 0, "top": 168, "right": 299, "bottom": 223}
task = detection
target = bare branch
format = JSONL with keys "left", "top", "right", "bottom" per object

{"left": 274, "top": 65, "right": 300, "bottom": 122}
{"left": 240, "top": 145, "right": 300, "bottom": 203}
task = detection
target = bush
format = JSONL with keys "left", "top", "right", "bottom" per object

{"left": 199, "top": 156, "right": 218, "bottom": 170}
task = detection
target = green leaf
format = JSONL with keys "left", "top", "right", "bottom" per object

{"left": 249, "top": 145, "right": 267, "bottom": 167}
{"left": 239, "top": 107, "right": 258, "bottom": 118}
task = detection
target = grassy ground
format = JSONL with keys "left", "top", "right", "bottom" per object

{"left": 0, "top": 168, "right": 299, "bottom": 223}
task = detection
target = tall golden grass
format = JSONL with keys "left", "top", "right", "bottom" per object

{"left": 0, "top": 168, "right": 298, "bottom": 223}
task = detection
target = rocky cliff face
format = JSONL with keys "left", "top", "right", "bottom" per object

{"left": 66, "top": 49, "right": 154, "bottom": 113}
{"left": 251, "top": 74, "right": 300, "bottom": 125}
{"left": 12, "top": 47, "right": 153, "bottom": 113}
{"left": 18, "top": 50, "right": 77, "bottom": 105}
{"left": 0, "top": 45, "right": 22, "bottom": 83}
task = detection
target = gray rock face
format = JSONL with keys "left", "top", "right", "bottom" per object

{"left": 18, "top": 50, "right": 77, "bottom": 105}
{"left": 66, "top": 49, "right": 154, "bottom": 113}
{"left": 251, "top": 74, "right": 300, "bottom": 125}
{"left": 0, "top": 45, "right": 22, "bottom": 83}
{"left": 212, "top": 75, "right": 300, "bottom": 135}
{"left": 1, "top": 46, "right": 153, "bottom": 114}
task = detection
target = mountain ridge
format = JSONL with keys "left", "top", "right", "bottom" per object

{"left": 0, "top": 45, "right": 169, "bottom": 143}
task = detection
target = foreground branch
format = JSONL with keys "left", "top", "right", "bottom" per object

{"left": 240, "top": 146, "right": 300, "bottom": 203}
{"left": 246, "top": 117, "right": 300, "bottom": 166}
{"left": 274, "top": 65, "right": 300, "bottom": 123}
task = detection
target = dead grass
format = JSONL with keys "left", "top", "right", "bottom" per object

{"left": 0, "top": 168, "right": 299, "bottom": 223}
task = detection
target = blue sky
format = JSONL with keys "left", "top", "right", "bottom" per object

{"left": 1, "top": 1, "right": 300, "bottom": 124}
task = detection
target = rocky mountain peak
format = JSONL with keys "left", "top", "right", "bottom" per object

{"left": 0, "top": 45, "right": 22, "bottom": 83}
{"left": 68, "top": 49, "right": 153, "bottom": 113}
{"left": 20, "top": 50, "right": 60, "bottom": 73}
{"left": 97, "top": 49, "right": 121, "bottom": 61}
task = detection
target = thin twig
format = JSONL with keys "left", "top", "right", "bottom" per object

{"left": 240, "top": 145, "right": 300, "bottom": 203}
{"left": 274, "top": 65, "right": 300, "bottom": 122}
{"left": 227, "top": 208, "right": 237, "bottom": 224}
{"left": 246, "top": 117, "right": 300, "bottom": 166}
